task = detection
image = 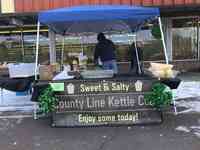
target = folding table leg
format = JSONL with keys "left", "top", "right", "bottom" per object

{"left": 173, "top": 99, "right": 177, "bottom": 115}
{"left": 34, "top": 103, "right": 37, "bottom": 120}
{"left": 172, "top": 89, "right": 177, "bottom": 115}
{"left": 0, "top": 88, "right": 3, "bottom": 105}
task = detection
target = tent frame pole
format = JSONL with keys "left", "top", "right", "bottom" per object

{"left": 34, "top": 21, "right": 40, "bottom": 120}
{"left": 35, "top": 21, "right": 40, "bottom": 80}
{"left": 134, "top": 28, "right": 141, "bottom": 75}
{"left": 158, "top": 17, "right": 169, "bottom": 64}
{"left": 20, "top": 28, "right": 25, "bottom": 60}
{"left": 61, "top": 36, "right": 65, "bottom": 68}
{"left": 134, "top": 41, "right": 142, "bottom": 75}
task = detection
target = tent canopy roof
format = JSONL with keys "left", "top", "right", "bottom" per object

{"left": 38, "top": 5, "right": 160, "bottom": 34}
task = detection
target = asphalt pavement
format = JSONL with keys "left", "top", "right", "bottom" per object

{"left": 0, "top": 112, "right": 200, "bottom": 150}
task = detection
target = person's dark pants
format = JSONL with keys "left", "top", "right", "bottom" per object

{"left": 130, "top": 61, "right": 143, "bottom": 75}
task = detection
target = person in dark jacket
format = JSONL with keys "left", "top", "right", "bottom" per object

{"left": 129, "top": 42, "right": 143, "bottom": 75}
{"left": 94, "top": 33, "right": 118, "bottom": 73}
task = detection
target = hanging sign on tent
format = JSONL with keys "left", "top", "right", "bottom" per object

{"left": 51, "top": 78, "right": 162, "bottom": 127}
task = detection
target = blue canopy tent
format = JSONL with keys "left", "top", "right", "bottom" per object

{"left": 38, "top": 5, "right": 160, "bottom": 34}
{"left": 35, "top": 5, "right": 168, "bottom": 80}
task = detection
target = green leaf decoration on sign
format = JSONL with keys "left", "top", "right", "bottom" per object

{"left": 144, "top": 83, "right": 172, "bottom": 109}
{"left": 38, "top": 86, "right": 58, "bottom": 114}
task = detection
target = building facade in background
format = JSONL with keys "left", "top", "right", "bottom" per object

{"left": 0, "top": 0, "right": 200, "bottom": 71}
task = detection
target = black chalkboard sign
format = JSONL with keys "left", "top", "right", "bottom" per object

{"left": 52, "top": 77, "right": 161, "bottom": 127}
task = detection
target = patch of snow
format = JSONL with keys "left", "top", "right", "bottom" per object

{"left": 102, "top": 135, "right": 107, "bottom": 139}
{"left": 0, "top": 89, "right": 33, "bottom": 106}
{"left": 0, "top": 105, "right": 36, "bottom": 112}
{"left": 190, "top": 126, "right": 200, "bottom": 130}
{"left": 16, "top": 118, "right": 23, "bottom": 124}
{"left": 175, "top": 125, "right": 200, "bottom": 139}
{"left": 128, "top": 126, "right": 132, "bottom": 130}
{"left": 176, "top": 100, "right": 200, "bottom": 114}
{"left": 190, "top": 126, "right": 200, "bottom": 138}
{"left": 194, "top": 132, "right": 200, "bottom": 138}
{"left": 175, "top": 126, "right": 190, "bottom": 133}
{"left": 174, "top": 81, "right": 200, "bottom": 100}
{"left": 34, "top": 143, "right": 41, "bottom": 147}
{"left": 0, "top": 89, "right": 38, "bottom": 112}
{"left": 0, "top": 118, "right": 11, "bottom": 131}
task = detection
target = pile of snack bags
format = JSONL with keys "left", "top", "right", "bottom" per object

{"left": 148, "top": 63, "right": 179, "bottom": 79}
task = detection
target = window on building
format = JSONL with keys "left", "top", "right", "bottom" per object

{"left": 137, "top": 28, "right": 164, "bottom": 61}
{"left": 172, "top": 18, "right": 198, "bottom": 60}
{"left": 23, "top": 30, "right": 49, "bottom": 64}
{"left": 0, "top": 26, "right": 49, "bottom": 64}
{"left": 0, "top": 33, "right": 22, "bottom": 63}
